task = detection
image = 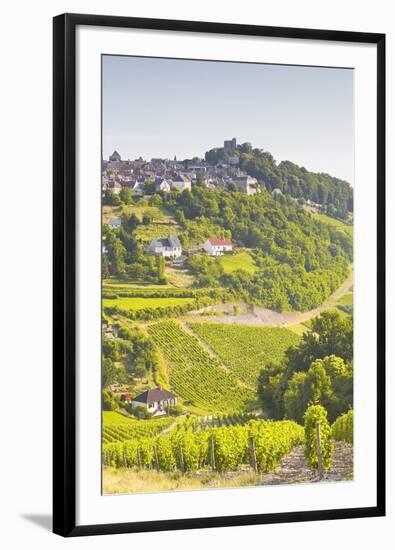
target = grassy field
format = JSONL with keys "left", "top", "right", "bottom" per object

{"left": 148, "top": 321, "right": 254, "bottom": 414}
{"left": 314, "top": 213, "right": 353, "bottom": 237}
{"left": 103, "top": 467, "right": 259, "bottom": 494}
{"left": 103, "top": 204, "right": 169, "bottom": 223}
{"left": 189, "top": 323, "right": 300, "bottom": 386}
{"left": 103, "top": 296, "right": 195, "bottom": 312}
{"left": 217, "top": 251, "right": 257, "bottom": 274}
{"left": 164, "top": 266, "right": 195, "bottom": 288}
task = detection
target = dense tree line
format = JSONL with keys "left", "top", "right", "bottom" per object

{"left": 205, "top": 143, "right": 353, "bottom": 220}
{"left": 257, "top": 311, "right": 353, "bottom": 423}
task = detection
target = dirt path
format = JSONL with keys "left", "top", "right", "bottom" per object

{"left": 186, "top": 272, "right": 353, "bottom": 327}
{"left": 259, "top": 442, "right": 353, "bottom": 485}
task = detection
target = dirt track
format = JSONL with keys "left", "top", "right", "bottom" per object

{"left": 186, "top": 272, "right": 353, "bottom": 327}
{"left": 259, "top": 442, "right": 353, "bottom": 485}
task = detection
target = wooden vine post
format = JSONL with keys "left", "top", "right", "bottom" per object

{"left": 153, "top": 445, "right": 160, "bottom": 472}
{"left": 210, "top": 437, "right": 216, "bottom": 471}
{"left": 315, "top": 421, "right": 324, "bottom": 479}
{"left": 179, "top": 445, "right": 185, "bottom": 473}
{"left": 249, "top": 436, "right": 258, "bottom": 473}
{"left": 137, "top": 448, "right": 142, "bottom": 470}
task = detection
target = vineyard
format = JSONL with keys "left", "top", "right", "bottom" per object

{"left": 148, "top": 321, "right": 254, "bottom": 414}
{"left": 102, "top": 419, "right": 304, "bottom": 474}
{"left": 332, "top": 409, "right": 353, "bottom": 444}
{"left": 188, "top": 322, "right": 300, "bottom": 386}
{"left": 102, "top": 411, "right": 174, "bottom": 444}
{"left": 176, "top": 413, "right": 256, "bottom": 432}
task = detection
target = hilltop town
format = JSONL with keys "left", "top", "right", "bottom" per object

{"left": 103, "top": 138, "right": 259, "bottom": 197}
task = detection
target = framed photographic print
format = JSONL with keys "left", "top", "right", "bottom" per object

{"left": 53, "top": 13, "right": 385, "bottom": 537}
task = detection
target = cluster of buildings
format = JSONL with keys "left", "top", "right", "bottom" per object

{"left": 147, "top": 236, "right": 233, "bottom": 259}
{"left": 102, "top": 139, "right": 259, "bottom": 197}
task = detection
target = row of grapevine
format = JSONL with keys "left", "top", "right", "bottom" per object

{"left": 148, "top": 321, "right": 254, "bottom": 413}
{"left": 332, "top": 409, "right": 353, "bottom": 444}
{"left": 304, "top": 404, "right": 334, "bottom": 471}
{"left": 102, "top": 419, "right": 304, "bottom": 474}
{"left": 102, "top": 287, "right": 225, "bottom": 300}
{"left": 102, "top": 412, "right": 173, "bottom": 443}
{"left": 176, "top": 413, "right": 256, "bottom": 433}
{"left": 188, "top": 322, "right": 300, "bottom": 387}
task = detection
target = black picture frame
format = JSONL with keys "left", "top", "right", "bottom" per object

{"left": 53, "top": 13, "right": 386, "bottom": 537}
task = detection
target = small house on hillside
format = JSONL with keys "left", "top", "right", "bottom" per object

{"left": 106, "top": 180, "right": 122, "bottom": 195}
{"left": 108, "top": 218, "right": 121, "bottom": 229}
{"left": 148, "top": 236, "right": 182, "bottom": 258}
{"left": 131, "top": 387, "right": 177, "bottom": 416}
{"left": 154, "top": 177, "right": 172, "bottom": 193}
{"left": 171, "top": 174, "right": 192, "bottom": 193}
{"left": 204, "top": 237, "right": 233, "bottom": 256}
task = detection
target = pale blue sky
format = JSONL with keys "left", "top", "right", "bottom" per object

{"left": 102, "top": 55, "right": 354, "bottom": 184}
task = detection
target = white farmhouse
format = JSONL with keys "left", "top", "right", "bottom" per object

{"left": 148, "top": 236, "right": 182, "bottom": 258}
{"left": 154, "top": 177, "right": 172, "bottom": 193}
{"left": 204, "top": 237, "right": 233, "bottom": 256}
{"left": 171, "top": 174, "right": 192, "bottom": 193}
{"left": 108, "top": 218, "right": 122, "bottom": 229}
{"left": 131, "top": 386, "right": 177, "bottom": 416}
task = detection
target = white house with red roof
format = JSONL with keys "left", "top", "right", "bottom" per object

{"left": 204, "top": 237, "right": 233, "bottom": 256}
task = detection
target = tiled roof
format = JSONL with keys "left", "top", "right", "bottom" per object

{"left": 208, "top": 238, "right": 232, "bottom": 246}
{"left": 132, "top": 387, "right": 176, "bottom": 405}
{"left": 150, "top": 236, "right": 181, "bottom": 248}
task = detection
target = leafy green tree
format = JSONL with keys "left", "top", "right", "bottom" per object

{"left": 102, "top": 252, "right": 110, "bottom": 278}
{"left": 283, "top": 354, "right": 352, "bottom": 423}
{"left": 142, "top": 212, "right": 153, "bottom": 225}
{"left": 105, "top": 231, "right": 126, "bottom": 275}
{"left": 144, "top": 179, "right": 155, "bottom": 194}
{"left": 286, "top": 311, "right": 353, "bottom": 373}
{"left": 120, "top": 186, "right": 132, "bottom": 204}
{"left": 284, "top": 371, "right": 308, "bottom": 423}
{"left": 102, "top": 358, "right": 118, "bottom": 388}
{"left": 257, "top": 363, "right": 284, "bottom": 418}
{"left": 151, "top": 193, "right": 163, "bottom": 206}
{"left": 102, "top": 390, "right": 117, "bottom": 410}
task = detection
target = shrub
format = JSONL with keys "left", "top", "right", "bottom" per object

{"left": 304, "top": 404, "right": 333, "bottom": 470}
{"left": 102, "top": 390, "right": 117, "bottom": 411}
{"left": 131, "top": 405, "right": 152, "bottom": 420}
